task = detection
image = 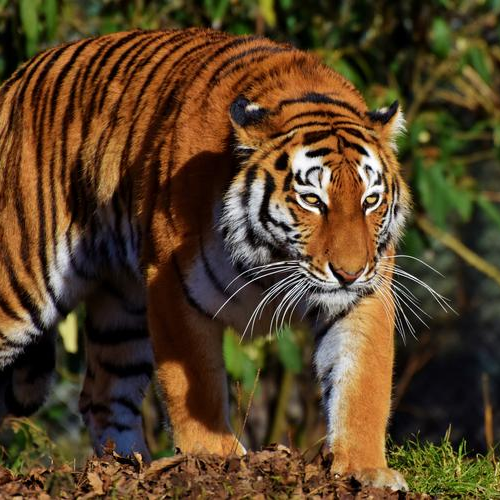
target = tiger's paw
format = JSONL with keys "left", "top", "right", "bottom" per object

{"left": 216, "top": 434, "right": 246, "bottom": 457}
{"left": 178, "top": 432, "right": 246, "bottom": 457}
{"left": 348, "top": 467, "right": 408, "bottom": 492}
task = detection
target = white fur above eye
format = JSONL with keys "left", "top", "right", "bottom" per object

{"left": 291, "top": 147, "right": 331, "bottom": 209}
{"left": 357, "top": 146, "right": 385, "bottom": 213}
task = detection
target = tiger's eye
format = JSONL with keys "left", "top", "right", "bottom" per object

{"left": 364, "top": 194, "right": 380, "bottom": 207}
{"left": 301, "top": 193, "right": 321, "bottom": 206}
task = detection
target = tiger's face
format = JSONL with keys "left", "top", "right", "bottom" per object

{"left": 221, "top": 94, "right": 410, "bottom": 315}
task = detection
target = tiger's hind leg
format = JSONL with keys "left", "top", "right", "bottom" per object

{"left": 0, "top": 331, "right": 56, "bottom": 420}
{"left": 79, "top": 279, "right": 153, "bottom": 460}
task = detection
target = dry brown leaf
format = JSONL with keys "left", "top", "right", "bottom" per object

{"left": 275, "top": 444, "right": 292, "bottom": 455}
{"left": 133, "top": 452, "right": 144, "bottom": 468}
{"left": 145, "top": 455, "right": 186, "bottom": 476}
{"left": 87, "top": 471, "right": 104, "bottom": 496}
{"left": 304, "top": 463, "right": 320, "bottom": 482}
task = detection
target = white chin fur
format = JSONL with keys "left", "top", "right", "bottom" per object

{"left": 307, "top": 288, "right": 360, "bottom": 318}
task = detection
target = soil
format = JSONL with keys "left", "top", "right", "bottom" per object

{"left": 0, "top": 444, "right": 433, "bottom": 499}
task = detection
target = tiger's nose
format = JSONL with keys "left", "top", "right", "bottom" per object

{"left": 328, "top": 264, "right": 364, "bottom": 285}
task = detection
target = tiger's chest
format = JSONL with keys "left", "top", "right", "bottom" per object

{"left": 184, "top": 230, "right": 308, "bottom": 337}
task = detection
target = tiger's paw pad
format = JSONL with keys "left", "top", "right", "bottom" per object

{"left": 349, "top": 467, "right": 408, "bottom": 492}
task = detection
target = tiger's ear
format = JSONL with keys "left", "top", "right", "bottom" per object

{"left": 366, "top": 100, "right": 405, "bottom": 151}
{"left": 230, "top": 96, "right": 272, "bottom": 150}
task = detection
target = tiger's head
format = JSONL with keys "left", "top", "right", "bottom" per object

{"left": 221, "top": 89, "right": 411, "bottom": 316}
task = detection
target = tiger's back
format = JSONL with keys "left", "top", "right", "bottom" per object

{"left": 0, "top": 28, "right": 409, "bottom": 490}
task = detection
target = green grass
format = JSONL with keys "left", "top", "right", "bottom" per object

{"left": 388, "top": 431, "right": 500, "bottom": 498}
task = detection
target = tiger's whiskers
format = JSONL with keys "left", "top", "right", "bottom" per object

{"left": 374, "top": 255, "right": 455, "bottom": 342}
{"left": 213, "top": 260, "right": 300, "bottom": 319}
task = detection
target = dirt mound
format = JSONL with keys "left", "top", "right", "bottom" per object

{"left": 0, "top": 444, "right": 432, "bottom": 498}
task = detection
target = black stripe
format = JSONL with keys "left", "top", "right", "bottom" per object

{"left": 393, "top": 179, "right": 400, "bottom": 218}
{"left": 274, "top": 151, "right": 288, "bottom": 171}
{"left": 259, "top": 170, "right": 294, "bottom": 234}
{"left": 343, "top": 139, "right": 368, "bottom": 156}
{"left": 111, "top": 397, "right": 141, "bottom": 416}
{"left": 323, "top": 385, "right": 332, "bottom": 405}
{"left": 90, "top": 31, "right": 142, "bottom": 84}
{"left": 48, "top": 37, "right": 95, "bottom": 128}
{"left": 259, "top": 170, "right": 276, "bottom": 231}
{"left": 232, "top": 53, "right": 303, "bottom": 98}
{"left": 0, "top": 49, "right": 54, "bottom": 170}
{"left": 105, "top": 421, "right": 134, "bottom": 432}
{"left": 305, "top": 166, "right": 323, "bottom": 186}
{"left": 89, "top": 403, "right": 110, "bottom": 416}
{"left": 65, "top": 231, "right": 96, "bottom": 280}
{"left": 294, "top": 172, "right": 307, "bottom": 186}
{"left": 97, "top": 32, "right": 161, "bottom": 113}
{"left": 196, "top": 35, "right": 261, "bottom": 93}
{"left": 35, "top": 88, "right": 69, "bottom": 318}
{"left": 78, "top": 37, "right": 117, "bottom": 134}
{"left": 83, "top": 31, "right": 144, "bottom": 130}
{"left": 13, "top": 196, "right": 31, "bottom": 271}
{"left": 199, "top": 237, "right": 229, "bottom": 297}
{"left": 269, "top": 122, "right": 332, "bottom": 140}
{"left": 332, "top": 120, "right": 372, "bottom": 130}
{"left": 282, "top": 171, "right": 293, "bottom": 192}
{"left": 280, "top": 97, "right": 363, "bottom": 122}
{"left": 0, "top": 61, "right": 28, "bottom": 93}
{"left": 242, "top": 165, "right": 257, "bottom": 208}
{"left": 172, "top": 253, "right": 213, "bottom": 319}
{"left": 282, "top": 110, "right": 341, "bottom": 128}
{"left": 206, "top": 45, "right": 286, "bottom": 91}
{"left": 337, "top": 127, "right": 369, "bottom": 141}
{"left": 216, "top": 51, "right": 290, "bottom": 91}
{"left": 10, "top": 47, "right": 55, "bottom": 113}
{"left": 279, "top": 92, "right": 345, "bottom": 107}
{"left": 30, "top": 44, "right": 72, "bottom": 115}
{"left": 305, "top": 148, "right": 332, "bottom": 158}
{"left": 1, "top": 251, "right": 44, "bottom": 332}
{"left": 302, "top": 129, "right": 334, "bottom": 146}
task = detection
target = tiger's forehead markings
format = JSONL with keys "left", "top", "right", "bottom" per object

{"left": 291, "top": 147, "right": 332, "bottom": 205}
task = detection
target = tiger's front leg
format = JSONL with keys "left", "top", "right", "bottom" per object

{"left": 146, "top": 260, "right": 245, "bottom": 456}
{"left": 314, "top": 287, "right": 408, "bottom": 492}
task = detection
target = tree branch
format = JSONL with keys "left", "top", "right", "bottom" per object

{"left": 415, "top": 215, "right": 500, "bottom": 287}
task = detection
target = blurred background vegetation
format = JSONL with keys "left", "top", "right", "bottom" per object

{"left": 0, "top": 0, "right": 500, "bottom": 469}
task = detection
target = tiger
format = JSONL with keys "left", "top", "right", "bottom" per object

{"left": 0, "top": 28, "right": 410, "bottom": 490}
